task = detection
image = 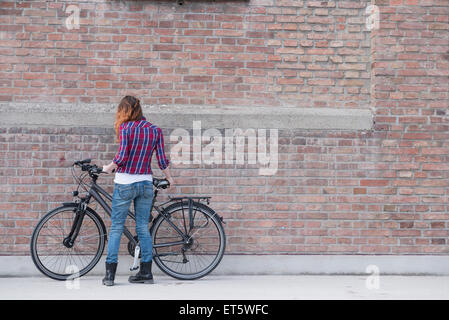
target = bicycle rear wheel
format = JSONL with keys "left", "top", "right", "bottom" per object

{"left": 151, "top": 201, "right": 226, "bottom": 280}
{"left": 30, "top": 204, "right": 107, "bottom": 281}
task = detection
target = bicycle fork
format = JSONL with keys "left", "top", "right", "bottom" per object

{"left": 63, "top": 200, "right": 89, "bottom": 248}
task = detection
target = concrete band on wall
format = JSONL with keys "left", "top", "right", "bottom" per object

{"left": 0, "top": 103, "right": 374, "bottom": 130}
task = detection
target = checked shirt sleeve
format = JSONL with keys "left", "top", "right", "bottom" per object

{"left": 113, "top": 124, "right": 129, "bottom": 167}
{"left": 155, "top": 128, "right": 170, "bottom": 170}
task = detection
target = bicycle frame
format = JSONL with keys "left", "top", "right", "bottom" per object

{"left": 97, "top": 181, "right": 189, "bottom": 248}
{"left": 68, "top": 179, "right": 190, "bottom": 252}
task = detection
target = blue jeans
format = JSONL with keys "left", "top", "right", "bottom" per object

{"left": 105, "top": 181, "right": 154, "bottom": 264}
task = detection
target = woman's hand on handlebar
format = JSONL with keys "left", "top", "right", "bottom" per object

{"left": 161, "top": 167, "right": 174, "bottom": 189}
{"left": 102, "top": 161, "right": 117, "bottom": 174}
{"left": 166, "top": 176, "right": 174, "bottom": 189}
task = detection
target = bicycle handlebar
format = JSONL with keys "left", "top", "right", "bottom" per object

{"left": 74, "top": 159, "right": 92, "bottom": 166}
{"left": 73, "top": 160, "right": 104, "bottom": 175}
{"left": 72, "top": 159, "right": 169, "bottom": 189}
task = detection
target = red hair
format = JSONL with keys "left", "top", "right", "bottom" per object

{"left": 114, "top": 96, "right": 143, "bottom": 142}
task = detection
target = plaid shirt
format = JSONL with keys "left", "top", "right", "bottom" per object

{"left": 113, "top": 117, "right": 170, "bottom": 174}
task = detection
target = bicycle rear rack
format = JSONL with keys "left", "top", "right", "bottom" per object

{"left": 168, "top": 196, "right": 211, "bottom": 205}
{"left": 164, "top": 196, "right": 215, "bottom": 230}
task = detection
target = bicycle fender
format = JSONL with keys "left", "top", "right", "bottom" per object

{"left": 62, "top": 202, "right": 76, "bottom": 207}
{"left": 154, "top": 201, "right": 225, "bottom": 228}
{"left": 194, "top": 201, "right": 226, "bottom": 225}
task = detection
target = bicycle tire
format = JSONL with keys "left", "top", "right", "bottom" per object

{"left": 30, "top": 204, "right": 107, "bottom": 281}
{"left": 151, "top": 201, "right": 226, "bottom": 280}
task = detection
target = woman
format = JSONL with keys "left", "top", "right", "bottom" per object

{"left": 101, "top": 95, "right": 174, "bottom": 286}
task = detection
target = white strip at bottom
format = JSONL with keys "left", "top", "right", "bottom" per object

{"left": 2, "top": 255, "right": 449, "bottom": 277}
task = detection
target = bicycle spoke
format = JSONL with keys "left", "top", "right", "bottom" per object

{"left": 31, "top": 208, "right": 105, "bottom": 280}
{"left": 153, "top": 204, "right": 225, "bottom": 280}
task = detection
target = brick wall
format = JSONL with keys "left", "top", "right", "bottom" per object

{"left": 0, "top": 0, "right": 448, "bottom": 255}
{"left": 369, "top": 0, "right": 449, "bottom": 253}
{"left": 0, "top": 0, "right": 372, "bottom": 108}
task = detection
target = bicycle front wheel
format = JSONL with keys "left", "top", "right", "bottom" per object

{"left": 30, "top": 204, "right": 107, "bottom": 281}
{"left": 151, "top": 201, "right": 226, "bottom": 280}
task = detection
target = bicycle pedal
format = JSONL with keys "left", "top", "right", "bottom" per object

{"left": 130, "top": 245, "right": 140, "bottom": 271}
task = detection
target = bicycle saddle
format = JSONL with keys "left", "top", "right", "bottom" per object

{"left": 153, "top": 177, "right": 169, "bottom": 189}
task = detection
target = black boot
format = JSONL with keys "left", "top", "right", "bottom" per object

{"left": 102, "top": 262, "right": 117, "bottom": 286}
{"left": 128, "top": 261, "right": 154, "bottom": 284}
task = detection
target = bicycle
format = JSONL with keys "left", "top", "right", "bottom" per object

{"left": 30, "top": 159, "right": 226, "bottom": 281}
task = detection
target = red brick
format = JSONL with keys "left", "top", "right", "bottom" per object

{"left": 360, "top": 180, "right": 390, "bottom": 187}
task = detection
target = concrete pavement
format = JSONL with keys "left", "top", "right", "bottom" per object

{"left": 1, "top": 275, "right": 449, "bottom": 300}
